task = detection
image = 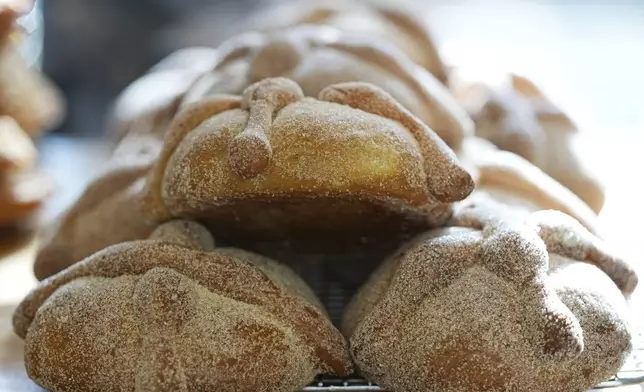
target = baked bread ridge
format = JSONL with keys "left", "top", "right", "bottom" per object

{"left": 457, "top": 137, "right": 600, "bottom": 236}
{"left": 344, "top": 204, "right": 636, "bottom": 392}
{"left": 0, "top": 41, "right": 64, "bottom": 137}
{"left": 450, "top": 201, "right": 637, "bottom": 295}
{"left": 107, "top": 47, "right": 219, "bottom": 144}
{"left": 33, "top": 134, "right": 162, "bottom": 280}
{"left": 453, "top": 72, "right": 604, "bottom": 213}
{"left": 0, "top": 115, "right": 50, "bottom": 226}
{"left": 235, "top": 0, "right": 448, "bottom": 83}
{"left": 0, "top": 115, "right": 36, "bottom": 172}
{"left": 0, "top": 168, "right": 51, "bottom": 225}
{"left": 181, "top": 24, "right": 472, "bottom": 148}
{"left": 143, "top": 77, "right": 473, "bottom": 250}
{"left": 16, "top": 219, "right": 353, "bottom": 392}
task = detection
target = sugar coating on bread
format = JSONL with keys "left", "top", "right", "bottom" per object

{"left": 456, "top": 136, "right": 600, "bottom": 235}
{"left": 451, "top": 200, "right": 637, "bottom": 295}
{"left": 16, "top": 220, "right": 352, "bottom": 392}
{"left": 345, "top": 202, "right": 636, "bottom": 392}
{"left": 237, "top": 0, "right": 448, "bottom": 83}
{"left": 529, "top": 210, "right": 638, "bottom": 294}
{"left": 34, "top": 136, "right": 162, "bottom": 280}
{"left": 182, "top": 25, "right": 472, "bottom": 148}
{"left": 453, "top": 72, "right": 604, "bottom": 213}
{"left": 0, "top": 169, "right": 50, "bottom": 225}
{"left": 168, "top": 77, "right": 472, "bottom": 203}
{"left": 0, "top": 47, "right": 64, "bottom": 136}
{"left": 108, "top": 47, "right": 219, "bottom": 144}
{"left": 143, "top": 78, "right": 472, "bottom": 251}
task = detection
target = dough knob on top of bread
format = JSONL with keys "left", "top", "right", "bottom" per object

{"left": 143, "top": 77, "right": 473, "bottom": 252}
{"left": 181, "top": 25, "right": 472, "bottom": 149}
{"left": 478, "top": 227, "right": 584, "bottom": 361}
{"left": 229, "top": 78, "right": 303, "bottom": 178}
{"left": 452, "top": 199, "right": 638, "bottom": 295}
{"left": 16, "top": 219, "right": 352, "bottom": 392}
{"left": 344, "top": 201, "right": 636, "bottom": 392}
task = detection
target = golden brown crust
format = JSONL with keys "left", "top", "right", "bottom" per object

{"left": 182, "top": 25, "right": 472, "bottom": 148}
{"left": 144, "top": 78, "right": 473, "bottom": 251}
{"left": 0, "top": 48, "right": 64, "bottom": 136}
{"left": 453, "top": 73, "right": 604, "bottom": 212}
{"left": 457, "top": 137, "right": 600, "bottom": 235}
{"left": 0, "top": 115, "right": 36, "bottom": 172}
{"left": 143, "top": 95, "right": 242, "bottom": 220}
{"left": 528, "top": 210, "right": 638, "bottom": 294}
{"left": 107, "top": 47, "right": 219, "bottom": 144}
{"left": 374, "top": 3, "right": 448, "bottom": 83}
{"left": 16, "top": 220, "right": 352, "bottom": 392}
{"left": 345, "top": 206, "right": 635, "bottom": 392}
{"left": 318, "top": 82, "right": 473, "bottom": 202}
{"left": 0, "top": 169, "right": 50, "bottom": 226}
{"left": 34, "top": 137, "right": 161, "bottom": 280}
{"left": 238, "top": 0, "right": 448, "bottom": 83}
{"left": 450, "top": 200, "right": 637, "bottom": 295}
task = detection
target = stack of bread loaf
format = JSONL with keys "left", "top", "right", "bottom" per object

{"left": 0, "top": 0, "right": 63, "bottom": 227}
{"left": 15, "top": 1, "right": 638, "bottom": 392}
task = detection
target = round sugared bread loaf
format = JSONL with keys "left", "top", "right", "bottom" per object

{"left": 144, "top": 77, "right": 474, "bottom": 253}
{"left": 16, "top": 220, "right": 352, "bottom": 392}
{"left": 344, "top": 205, "right": 636, "bottom": 392}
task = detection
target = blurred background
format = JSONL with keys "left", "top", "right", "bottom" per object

{"left": 42, "top": 0, "right": 644, "bottom": 138}
{"left": 1, "top": 0, "right": 644, "bottom": 302}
